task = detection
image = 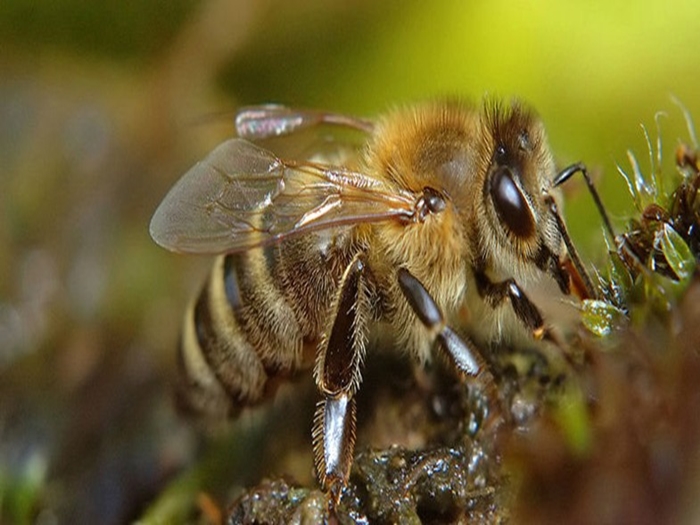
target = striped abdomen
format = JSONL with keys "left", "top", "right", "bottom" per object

{"left": 176, "top": 234, "right": 351, "bottom": 418}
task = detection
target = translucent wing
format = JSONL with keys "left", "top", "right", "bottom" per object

{"left": 235, "top": 105, "right": 375, "bottom": 140}
{"left": 150, "top": 138, "right": 416, "bottom": 254}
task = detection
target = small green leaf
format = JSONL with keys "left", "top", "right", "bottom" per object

{"left": 581, "top": 299, "right": 627, "bottom": 337}
{"left": 659, "top": 223, "right": 696, "bottom": 282}
{"left": 608, "top": 251, "right": 634, "bottom": 303}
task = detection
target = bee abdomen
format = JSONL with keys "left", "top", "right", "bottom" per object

{"left": 177, "top": 249, "right": 305, "bottom": 418}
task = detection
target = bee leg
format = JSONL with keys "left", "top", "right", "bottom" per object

{"left": 553, "top": 163, "right": 615, "bottom": 239}
{"left": 475, "top": 270, "right": 550, "bottom": 340}
{"left": 397, "top": 268, "right": 481, "bottom": 377}
{"left": 397, "top": 268, "right": 503, "bottom": 430}
{"left": 549, "top": 162, "right": 616, "bottom": 301}
{"left": 545, "top": 194, "right": 599, "bottom": 300}
{"left": 313, "top": 256, "right": 368, "bottom": 504}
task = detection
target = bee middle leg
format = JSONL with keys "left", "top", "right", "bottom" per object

{"left": 397, "top": 268, "right": 500, "bottom": 425}
{"left": 397, "top": 268, "right": 481, "bottom": 377}
{"left": 313, "top": 255, "right": 369, "bottom": 503}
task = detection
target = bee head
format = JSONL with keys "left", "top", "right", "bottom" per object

{"left": 479, "top": 101, "right": 568, "bottom": 290}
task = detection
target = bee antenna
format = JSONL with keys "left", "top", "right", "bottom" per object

{"left": 553, "top": 162, "right": 616, "bottom": 240}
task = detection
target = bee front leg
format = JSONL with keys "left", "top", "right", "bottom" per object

{"left": 475, "top": 270, "right": 550, "bottom": 341}
{"left": 397, "top": 268, "right": 481, "bottom": 377}
{"left": 313, "top": 255, "right": 369, "bottom": 504}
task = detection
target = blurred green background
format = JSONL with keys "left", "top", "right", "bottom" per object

{"left": 1, "top": 0, "right": 699, "bottom": 522}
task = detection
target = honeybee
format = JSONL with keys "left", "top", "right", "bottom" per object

{"left": 150, "top": 99, "right": 592, "bottom": 501}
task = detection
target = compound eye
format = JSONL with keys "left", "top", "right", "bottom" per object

{"left": 490, "top": 166, "right": 535, "bottom": 238}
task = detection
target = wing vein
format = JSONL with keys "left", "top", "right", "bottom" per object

{"left": 150, "top": 138, "right": 417, "bottom": 254}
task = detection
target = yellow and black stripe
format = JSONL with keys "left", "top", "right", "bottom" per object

{"left": 176, "top": 235, "right": 352, "bottom": 419}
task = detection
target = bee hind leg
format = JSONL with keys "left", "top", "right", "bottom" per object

{"left": 313, "top": 255, "right": 369, "bottom": 504}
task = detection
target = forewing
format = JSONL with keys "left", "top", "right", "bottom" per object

{"left": 150, "top": 138, "right": 415, "bottom": 254}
